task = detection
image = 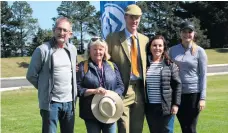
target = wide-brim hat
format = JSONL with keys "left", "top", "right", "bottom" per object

{"left": 125, "top": 4, "right": 142, "bottom": 16}
{"left": 180, "top": 21, "right": 195, "bottom": 31}
{"left": 91, "top": 90, "right": 124, "bottom": 124}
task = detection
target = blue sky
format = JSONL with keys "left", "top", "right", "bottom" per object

{"left": 9, "top": 1, "right": 100, "bottom": 30}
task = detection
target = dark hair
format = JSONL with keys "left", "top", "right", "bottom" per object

{"left": 146, "top": 35, "right": 172, "bottom": 67}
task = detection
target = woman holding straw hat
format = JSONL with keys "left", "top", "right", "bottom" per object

{"left": 77, "top": 37, "right": 124, "bottom": 133}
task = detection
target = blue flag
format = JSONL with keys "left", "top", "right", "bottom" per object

{"left": 100, "top": 1, "right": 135, "bottom": 39}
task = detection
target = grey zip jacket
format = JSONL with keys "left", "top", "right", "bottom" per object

{"left": 26, "top": 38, "right": 77, "bottom": 111}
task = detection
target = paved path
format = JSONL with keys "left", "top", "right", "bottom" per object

{"left": 1, "top": 78, "right": 32, "bottom": 88}
{"left": 1, "top": 64, "right": 228, "bottom": 91}
{"left": 207, "top": 64, "right": 228, "bottom": 73}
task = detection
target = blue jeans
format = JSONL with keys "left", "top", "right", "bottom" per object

{"left": 84, "top": 119, "right": 116, "bottom": 133}
{"left": 145, "top": 103, "right": 174, "bottom": 133}
{"left": 40, "top": 101, "right": 75, "bottom": 133}
{"left": 168, "top": 115, "right": 175, "bottom": 133}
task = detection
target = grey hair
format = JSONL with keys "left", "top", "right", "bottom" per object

{"left": 85, "top": 39, "right": 111, "bottom": 60}
{"left": 53, "top": 17, "right": 72, "bottom": 32}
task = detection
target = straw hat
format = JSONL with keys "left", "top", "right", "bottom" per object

{"left": 91, "top": 90, "right": 124, "bottom": 124}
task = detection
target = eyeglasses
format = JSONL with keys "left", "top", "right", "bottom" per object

{"left": 91, "top": 37, "right": 105, "bottom": 42}
{"left": 55, "top": 27, "right": 71, "bottom": 33}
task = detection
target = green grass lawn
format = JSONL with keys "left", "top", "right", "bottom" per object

{"left": 0, "top": 55, "right": 85, "bottom": 78}
{"left": 1, "top": 48, "right": 228, "bottom": 77}
{"left": 205, "top": 48, "right": 228, "bottom": 65}
{"left": 2, "top": 75, "right": 228, "bottom": 133}
{"left": 1, "top": 57, "right": 31, "bottom": 78}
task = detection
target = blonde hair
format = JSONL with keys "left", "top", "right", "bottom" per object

{"left": 180, "top": 30, "right": 198, "bottom": 56}
{"left": 86, "top": 38, "right": 111, "bottom": 60}
{"left": 191, "top": 41, "right": 198, "bottom": 56}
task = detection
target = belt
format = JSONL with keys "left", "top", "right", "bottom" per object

{"left": 129, "top": 79, "right": 142, "bottom": 85}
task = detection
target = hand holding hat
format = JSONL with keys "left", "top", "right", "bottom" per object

{"left": 91, "top": 90, "right": 124, "bottom": 124}
{"left": 95, "top": 87, "right": 107, "bottom": 95}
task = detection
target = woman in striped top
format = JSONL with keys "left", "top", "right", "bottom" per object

{"left": 145, "top": 35, "right": 182, "bottom": 133}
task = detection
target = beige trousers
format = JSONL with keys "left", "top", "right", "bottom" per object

{"left": 117, "top": 81, "right": 145, "bottom": 133}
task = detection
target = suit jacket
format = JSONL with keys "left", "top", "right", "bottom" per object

{"left": 106, "top": 29, "right": 149, "bottom": 96}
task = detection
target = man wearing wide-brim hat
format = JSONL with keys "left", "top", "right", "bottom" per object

{"left": 106, "top": 4, "right": 149, "bottom": 133}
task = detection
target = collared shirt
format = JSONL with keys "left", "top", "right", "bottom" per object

{"left": 169, "top": 43, "right": 207, "bottom": 100}
{"left": 124, "top": 28, "right": 142, "bottom": 80}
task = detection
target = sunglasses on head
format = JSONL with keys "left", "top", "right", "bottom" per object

{"left": 91, "top": 37, "right": 105, "bottom": 42}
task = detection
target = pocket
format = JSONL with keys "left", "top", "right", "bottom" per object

{"left": 50, "top": 101, "right": 59, "bottom": 111}
{"left": 123, "top": 86, "right": 135, "bottom": 106}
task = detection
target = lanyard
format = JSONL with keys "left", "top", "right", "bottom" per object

{"left": 97, "top": 65, "right": 104, "bottom": 87}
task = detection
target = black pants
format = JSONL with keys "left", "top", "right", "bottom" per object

{"left": 177, "top": 93, "right": 200, "bottom": 133}
{"left": 145, "top": 103, "right": 174, "bottom": 133}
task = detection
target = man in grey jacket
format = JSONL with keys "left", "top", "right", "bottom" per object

{"left": 26, "top": 17, "right": 77, "bottom": 133}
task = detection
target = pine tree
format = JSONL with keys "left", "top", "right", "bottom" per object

{"left": 11, "top": 1, "right": 38, "bottom": 56}
{"left": 176, "top": 1, "right": 228, "bottom": 48}
{"left": 1, "top": 1, "right": 16, "bottom": 57}
{"left": 55, "top": 1, "right": 99, "bottom": 54}
{"left": 27, "top": 27, "right": 52, "bottom": 56}
{"left": 137, "top": 1, "right": 210, "bottom": 48}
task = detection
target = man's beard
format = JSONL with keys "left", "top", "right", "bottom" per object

{"left": 57, "top": 38, "right": 66, "bottom": 44}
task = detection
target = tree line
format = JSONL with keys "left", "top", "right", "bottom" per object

{"left": 1, "top": 1, "right": 228, "bottom": 57}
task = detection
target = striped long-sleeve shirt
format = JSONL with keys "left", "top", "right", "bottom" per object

{"left": 146, "top": 62, "right": 163, "bottom": 103}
